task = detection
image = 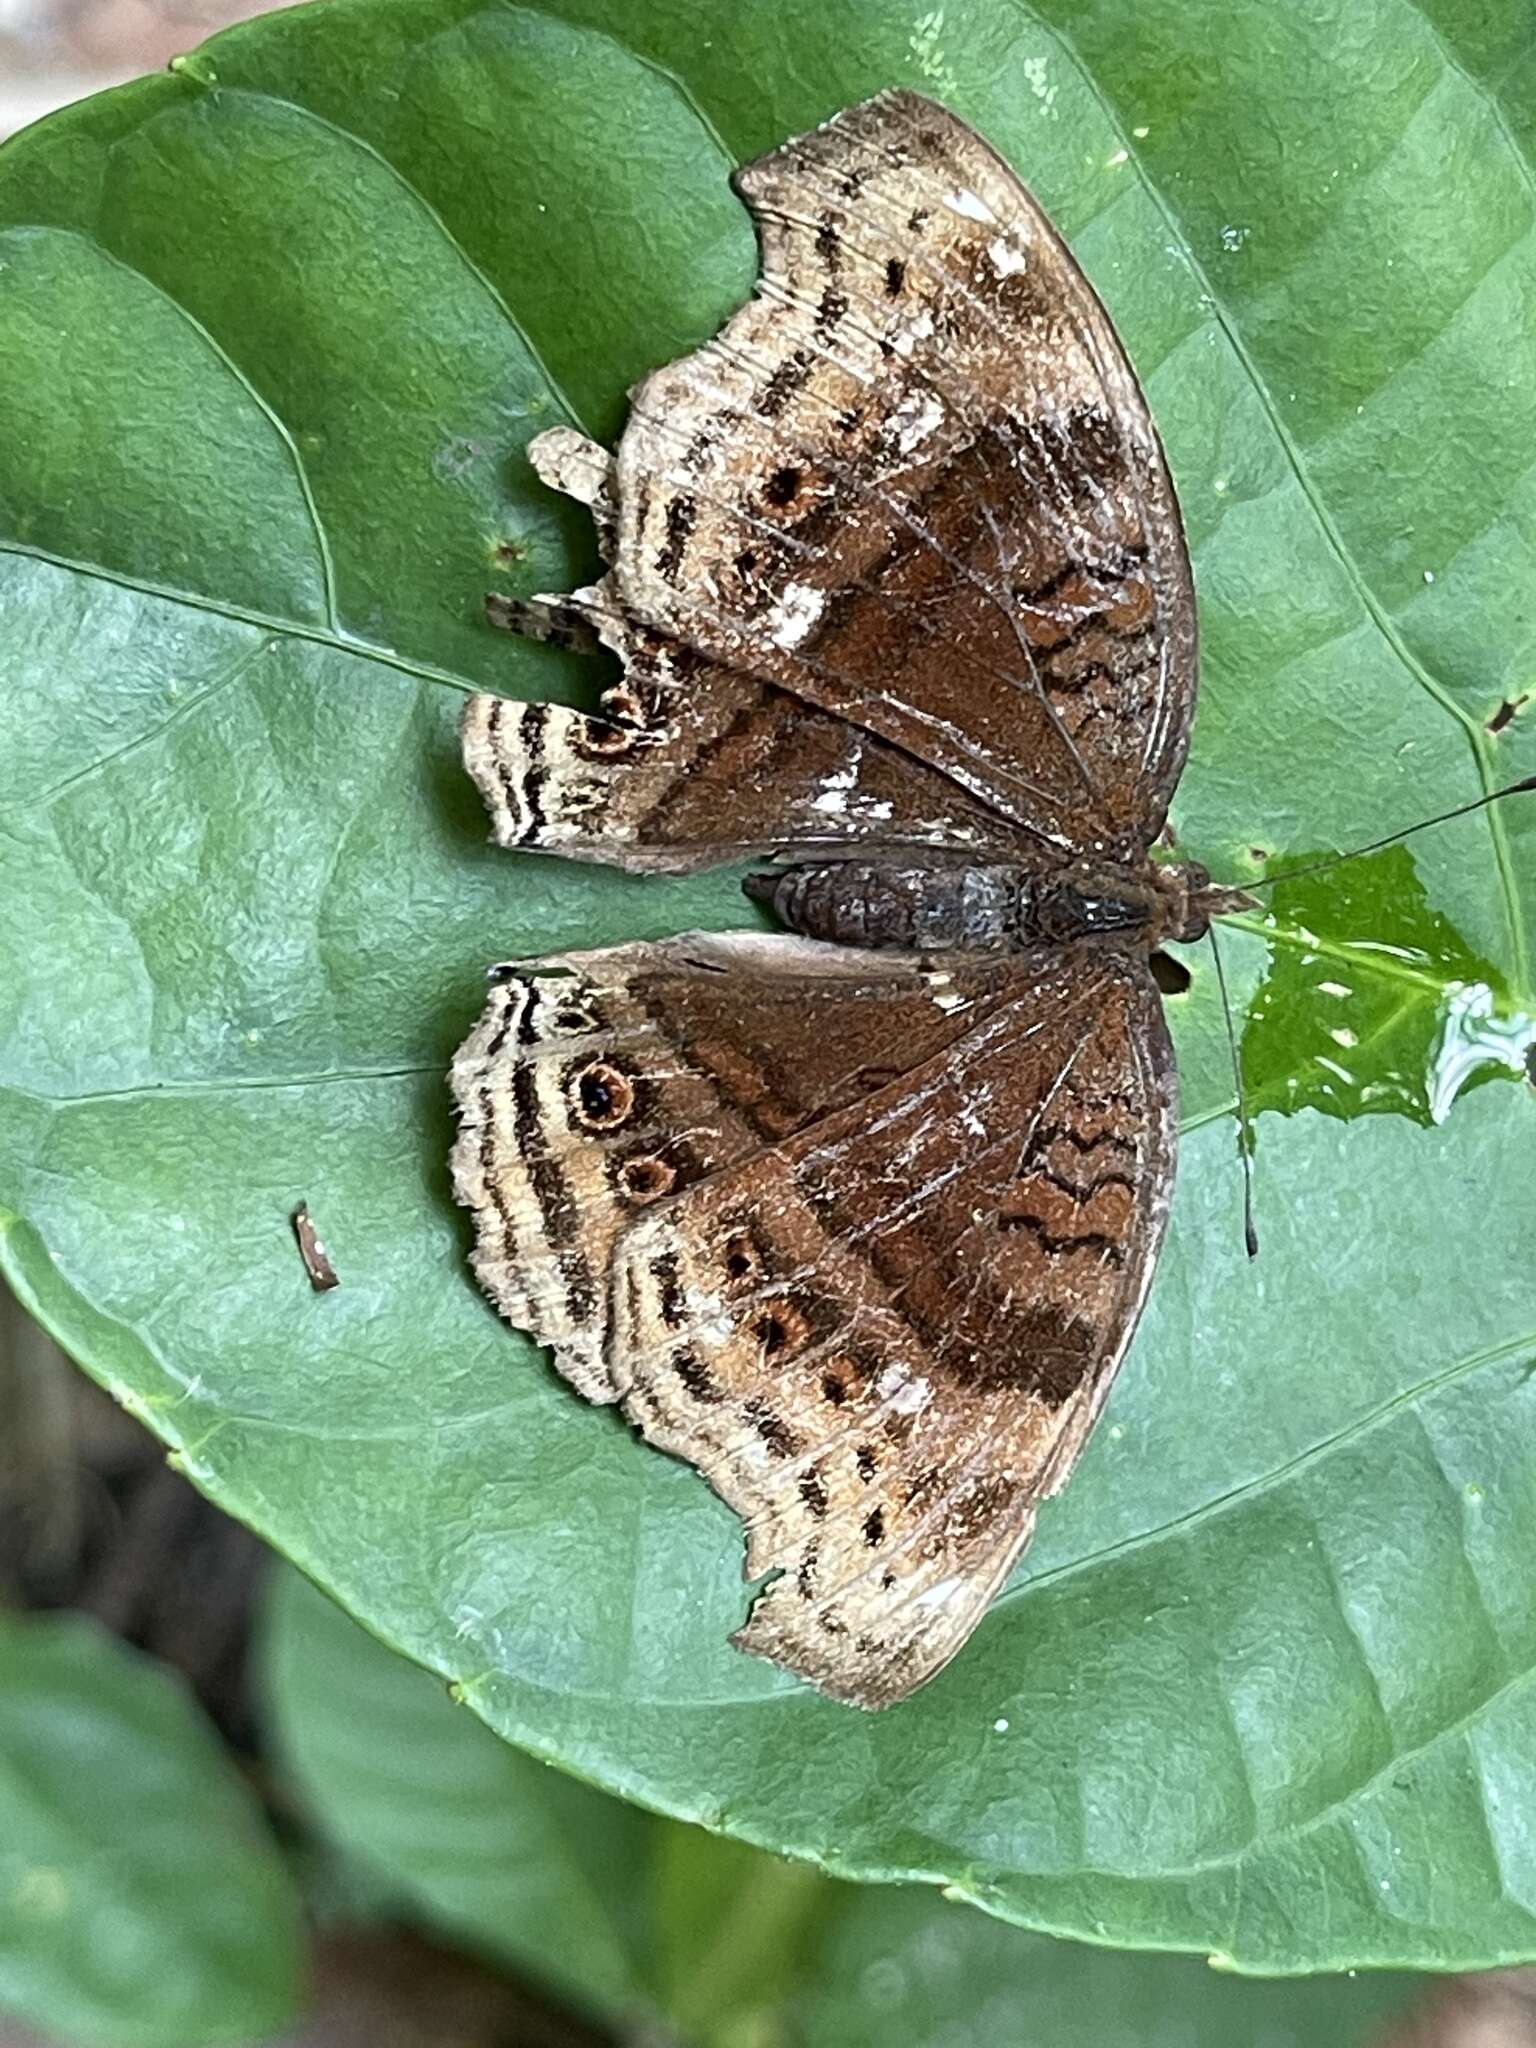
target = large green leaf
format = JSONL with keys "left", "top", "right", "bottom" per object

{"left": 264, "top": 1567, "right": 1424, "bottom": 2047}
{"left": 2, "top": 0, "right": 1535, "bottom": 1974}
{"left": 0, "top": 1614, "right": 302, "bottom": 2048}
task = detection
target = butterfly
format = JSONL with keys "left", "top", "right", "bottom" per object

{"left": 449, "top": 89, "right": 1249, "bottom": 1708}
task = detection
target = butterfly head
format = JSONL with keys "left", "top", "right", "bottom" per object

{"left": 1153, "top": 861, "right": 1257, "bottom": 946}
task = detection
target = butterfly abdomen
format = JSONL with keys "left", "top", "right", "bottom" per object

{"left": 745, "top": 859, "right": 1170, "bottom": 951}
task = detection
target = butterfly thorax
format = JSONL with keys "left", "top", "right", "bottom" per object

{"left": 745, "top": 857, "right": 1238, "bottom": 953}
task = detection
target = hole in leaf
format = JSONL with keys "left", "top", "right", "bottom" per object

{"left": 1150, "top": 951, "right": 1192, "bottom": 996}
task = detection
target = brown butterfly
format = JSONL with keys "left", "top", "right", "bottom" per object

{"left": 449, "top": 89, "right": 1249, "bottom": 1708}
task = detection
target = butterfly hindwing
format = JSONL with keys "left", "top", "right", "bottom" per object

{"left": 460, "top": 629, "right": 1022, "bottom": 873}
{"left": 450, "top": 934, "right": 1175, "bottom": 1706}
{"left": 449, "top": 931, "right": 1018, "bottom": 1394}
{"left": 468, "top": 403, "right": 1027, "bottom": 869}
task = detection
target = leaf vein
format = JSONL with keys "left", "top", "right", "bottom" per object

{"left": 0, "top": 538, "right": 477, "bottom": 696}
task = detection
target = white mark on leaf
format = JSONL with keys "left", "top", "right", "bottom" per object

{"left": 1023, "top": 56, "right": 1057, "bottom": 115}
{"left": 908, "top": 8, "right": 959, "bottom": 95}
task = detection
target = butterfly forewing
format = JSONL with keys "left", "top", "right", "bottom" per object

{"left": 610, "top": 89, "right": 1195, "bottom": 857}
{"left": 468, "top": 91, "right": 1194, "bottom": 871}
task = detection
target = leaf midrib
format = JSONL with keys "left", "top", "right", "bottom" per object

{"left": 440, "top": 1310, "right": 1536, "bottom": 1721}
{"left": 1012, "top": 1324, "right": 1536, "bottom": 1613}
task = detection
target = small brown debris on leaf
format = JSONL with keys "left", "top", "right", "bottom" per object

{"left": 292, "top": 1204, "right": 339, "bottom": 1292}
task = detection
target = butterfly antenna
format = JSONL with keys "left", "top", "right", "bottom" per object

{"left": 1206, "top": 922, "right": 1259, "bottom": 1260}
{"left": 1244, "top": 773, "right": 1536, "bottom": 892}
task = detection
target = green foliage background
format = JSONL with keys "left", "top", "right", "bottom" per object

{"left": 0, "top": 1614, "right": 301, "bottom": 2047}
{"left": 2, "top": 0, "right": 1535, "bottom": 1984}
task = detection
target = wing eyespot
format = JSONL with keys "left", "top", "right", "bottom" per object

{"left": 618, "top": 1154, "right": 676, "bottom": 1203}
{"left": 566, "top": 1060, "right": 636, "bottom": 1131}
{"left": 573, "top": 717, "right": 636, "bottom": 759}
{"left": 722, "top": 1229, "right": 764, "bottom": 1283}
{"left": 755, "top": 1301, "right": 813, "bottom": 1357}
{"left": 550, "top": 1002, "right": 599, "bottom": 1035}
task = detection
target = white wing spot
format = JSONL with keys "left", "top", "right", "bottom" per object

{"left": 944, "top": 186, "right": 996, "bottom": 225}
{"left": 811, "top": 743, "right": 863, "bottom": 815}
{"left": 987, "top": 235, "right": 1027, "bottom": 277}
{"left": 891, "top": 389, "right": 945, "bottom": 454}
{"left": 875, "top": 1363, "right": 932, "bottom": 1414}
{"left": 925, "top": 972, "right": 966, "bottom": 1014}
{"left": 767, "top": 580, "right": 825, "bottom": 649}
{"left": 890, "top": 308, "right": 935, "bottom": 356}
